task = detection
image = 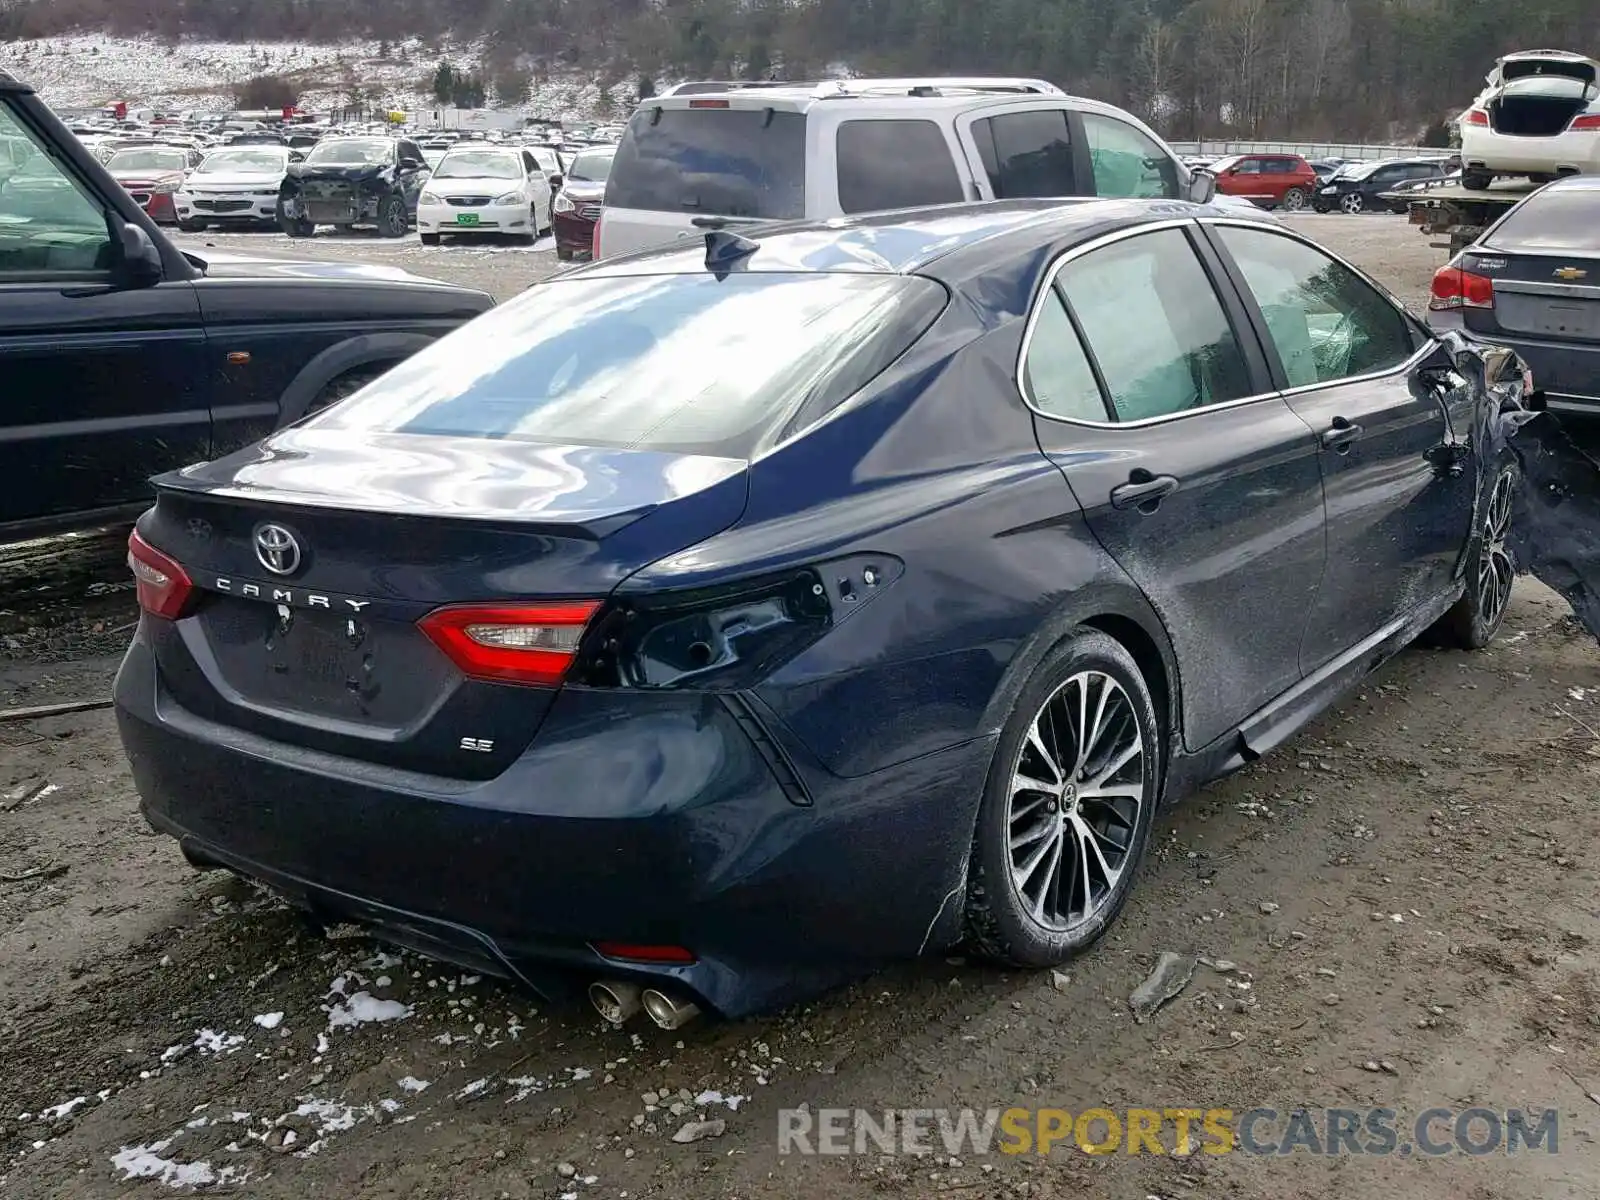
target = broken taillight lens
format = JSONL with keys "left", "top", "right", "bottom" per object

{"left": 418, "top": 601, "right": 601, "bottom": 687}
{"left": 128, "top": 529, "right": 194, "bottom": 620}
{"left": 1429, "top": 264, "right": 1495, "bottom": 311}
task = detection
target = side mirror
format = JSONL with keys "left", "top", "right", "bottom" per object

{"left": 1185, "top": 170, "right": 1217, "bottom": 205}
{"left": 549, "top": 173, "right": 563, "bottom": 190}
{"left": 117, "top": 221, "right": 164, "bottom": 289}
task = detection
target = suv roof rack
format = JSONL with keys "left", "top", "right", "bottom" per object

{"left": 810, "top": 76, "right": 1064, "bottom": 98}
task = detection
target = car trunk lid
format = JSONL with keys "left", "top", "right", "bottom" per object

{"left": 138, "top": 428, "right": 748, "bottom": 779}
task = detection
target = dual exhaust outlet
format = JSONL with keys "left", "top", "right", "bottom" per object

{"left": 588, "top": 980, "right": 700, "bottom": 1030}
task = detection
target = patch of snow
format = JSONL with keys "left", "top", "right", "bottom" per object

{"left": 38, "top": 1097, "right": 87, "bottom": 1121}
{"left": 456, "top": 1078, "right": 489, "bottom": 1100}
{"left": 193, "top": 1029, "right": 245, "bottom": 1055}
{"left": 398, "top": 1077, "right": 430, "bottom": 1093}
{"left": 289, "top": 1098, "right": 365, "bottom": 1135}
{"left": 569, "top": 1067, "right": 593, "bottom": 1081}
{"left": 252, "top": 1012, "right": 284, "bottom": 1030}
{"left": 111, "top": 1141, "right": 248, "bottom": 1189}
{"left": 506, "top": 1076, "right": 546, "bottom": 1102}
{"left": 695, "top": 1090, "right": 747, "bottom": 1111}
{"left": 325, "top": 992, "right": 413, "bottom": 1030}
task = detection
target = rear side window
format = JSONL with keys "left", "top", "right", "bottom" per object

{"left": 606, "top": 107, "right": 806, "bottom": 219}
{"left": 317, "top": 272, "right": 947, "bottom": 459}
{"left": 836, "top": 119, "right": 963, "bottom": 213}
{"left": 1022, "top": 291, "right": 1107, "bottom": 421}
{"left": 1057, "top": 228, "right": 1253, "bottom": 421}
{"left": 1487, "top": 188, "right": 1600, "bottom": 252}
{"left": 972, "top": 110, "right": 1077, "bottom": 198}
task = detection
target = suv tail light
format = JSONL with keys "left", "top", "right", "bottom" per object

{"left": 128, "top": 530, "right": 194, "bottom": 619}
{"left": 419, "top": 601, "right": 600, "bottom": 687}
{"left": 1570, "top": 113, "right": 1600, "bottom": 132}
{"left": 1464, "top": 108, "right": 1489, "bottom": 126}
{"left": 1429, "top": 263, "right": 1495, "bottom": 311}
{"left": 591, "top": 218, "right": 601, "bottom": 260}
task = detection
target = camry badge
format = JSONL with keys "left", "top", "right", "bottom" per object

{"left": 253, "top": 524, "right": 302, "bottom": 576}
{"left": 1554, "top": 266, "right": 1587, "bottom": 280}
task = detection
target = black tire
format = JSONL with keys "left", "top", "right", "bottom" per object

{"left": 557, "top": 246, "right": 574, "bottom": 261}
{"left": 1432, "top": 463, "right": 1518, "bottom": 649}
{"left": 1279, "top": 187, "right": 1307, "bottom": 212}
{"left": 279, "top": 209, "right": 314, "bottom": 238}
{"left": 1462, "top": 170, "right": 1493, "bottom": 191}
{"left": 420, "top": 232, "right": 441, "bottom": 246}
{"left": 176, "top": 219, "right": 206, "bottom": 233}
{"left": 965, "top": 629, "right": 1160, "bottom": 968}
{"left": 377, "top": 194, "right": 408, "bottom": 238}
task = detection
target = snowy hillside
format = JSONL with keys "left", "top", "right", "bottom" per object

{"left": 1, "top": 34, "right": 610, "bottom": 119}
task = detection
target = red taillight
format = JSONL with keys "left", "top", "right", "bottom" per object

{"left": 688, "top": 99, "right": 730, "bottom": 108}
{"left": 594, "top": 941, "right": 697, "bottom": 964}
{"left": 1570, "top": 113, "right": 1600, "bottom": 131}
{"left": 591, "top": 218, "right": 601, "bottom": 260}
{"left": 418, "top": 601, "right": 600, "bottom": 687}
{"left": 1429, "top": 264, "right": 1495, "bottom": 311}
{"left": 128, "top": 529, "right": 194, "bottom": 619}
{"left": 1464, "top": 108, "right": 1489, "bottom": 127}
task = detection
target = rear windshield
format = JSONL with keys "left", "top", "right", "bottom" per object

{"left": 606, "top": 106, "right": 806, "bottom": 219}
{"left": 1487, "top": 189, "right": 1600, "bottom": 253}
{"left": 316, "top": 271, "right": 946, "bottom": 458}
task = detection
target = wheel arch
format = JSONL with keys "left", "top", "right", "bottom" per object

{"left": 978, "top": 582, "right": 1182, "bottom": 797}
{"left": 274, "top": 331, "right": 436, "bottom": 427}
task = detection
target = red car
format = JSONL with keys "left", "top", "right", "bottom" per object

{"left": 1208, "top": 153, "right": 1318, "bottom": 212}
{"left": 551, "top": 145, "right": 615, "bottom": 261}
{"left": 105, "top": 145, "right": 195, "bottom": 224}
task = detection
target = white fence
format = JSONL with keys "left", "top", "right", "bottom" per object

{"left": 1169, "top": 139, "right": 1429, "bottom": 162}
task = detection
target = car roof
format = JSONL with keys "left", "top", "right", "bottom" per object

{"left": 1537, "top": 174, "right": 1600, "bottom": 193}
{"left": 579, "top": 198, "right": 1244, "bottom": 283}
{"left": 640, "top": 84, "right": 1115, "bottom": 119}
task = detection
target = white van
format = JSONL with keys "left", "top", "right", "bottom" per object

{"left": 595, "top": 78, "right": 1225, "bottom": 259}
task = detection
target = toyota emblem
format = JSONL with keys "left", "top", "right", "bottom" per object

{"left": 253, "top": 523, "right": 302, "bottom": 576}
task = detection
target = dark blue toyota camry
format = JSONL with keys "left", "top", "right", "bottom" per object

{"left": 115, "top": 198, "right": 1527, "bottom": 1024}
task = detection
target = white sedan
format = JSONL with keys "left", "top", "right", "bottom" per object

{"left": 1459, "top": 49, "right": 1600, "bottom": 187}
{"left": 174, "top": 145, "right": 294, "bottom": 230}
{"left": 417, "top": 147, "right": 552, "bottom": 245}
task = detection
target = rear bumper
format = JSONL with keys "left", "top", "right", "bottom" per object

{"left": 114, "top": 631, "right": 992, "bottom": 1017}
{"left": 1460, "top": 128, "right": 1600, "bottom": 175}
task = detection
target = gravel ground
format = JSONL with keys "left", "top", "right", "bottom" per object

{"left": 3, "top": 213, "right": 1599, "bottom": 1200}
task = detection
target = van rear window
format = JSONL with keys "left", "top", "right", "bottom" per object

{"left": 607, "top": 107, "right": 806, "bottom": 219}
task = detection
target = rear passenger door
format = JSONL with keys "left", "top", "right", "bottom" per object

{"left": 955, "top": 105, "right": 1080, "bottom": 199}
{"left": 1022, "top": 222, "right": 1327, "bottom": 750}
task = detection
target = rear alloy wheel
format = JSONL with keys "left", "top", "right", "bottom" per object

{"left": 1435, "top": 465, "right": 1518, "bottom": 649}
{"left": 1339, "top": 191, "right": 1365, "bottom": 214}
{"left": 378, "top": 194, "right": 408, "bottom": 238}
{"left": 1279, "top": 187, "right": 1307, "bottom": 212}
{"left": 965, "top": 631, "right": 1159, "bottom": 967}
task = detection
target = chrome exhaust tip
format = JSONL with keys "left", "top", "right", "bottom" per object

{"left": 641, "top": 988, "right": 701, "bottom": 1031}
{"left": 588, "top": 980, "right": 643, "bottom": 1024}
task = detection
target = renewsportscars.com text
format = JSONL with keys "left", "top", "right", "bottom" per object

{"left": 777, "top": 1106, "right": 1559, "bottom": 1157}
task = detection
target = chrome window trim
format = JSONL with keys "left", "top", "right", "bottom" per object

{"left": 1200, "top": 216, "right": 1437, "bottom": 400}
{"left": 1014, "top": 217, "right": 1280, "bottom": 430}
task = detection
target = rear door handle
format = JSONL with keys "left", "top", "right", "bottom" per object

{"left": 1110, "top": 472, "right": 1180, "bottom": 512}
{"left": 1321, "top": 416, "right": 1364, "bottom": 452}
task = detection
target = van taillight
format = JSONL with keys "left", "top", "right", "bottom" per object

{"left": 128, "top": 529, "right": 194, "bottom": 619}
{"left": 1429, "top": 264, "right": 1494, "bottom": 311}
{"left": 688, "top": 99, "right": 730, "bottom": 108}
